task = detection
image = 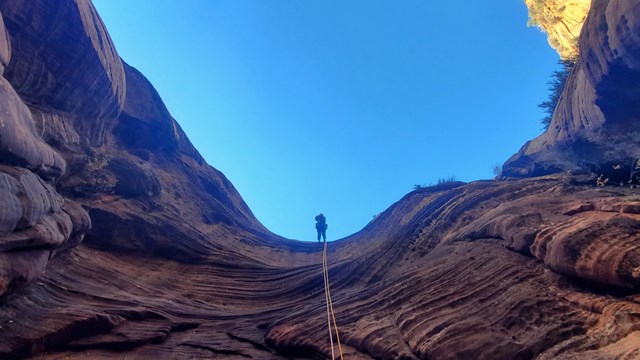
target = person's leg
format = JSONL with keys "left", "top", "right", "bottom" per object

{"left": 322, "top": 229, "right": 326, "bottom": 242}
{"left": 317, "top": 230, "right": 321, "bottom": 242}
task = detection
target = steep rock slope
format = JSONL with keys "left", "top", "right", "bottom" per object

{"left": 0, "top": 1, "right": 94, "bottom": 297}
{"left": 0, "top": 0, "right": 638, "bottom": 359}
{"left": 0, "top": 0, "right": 277, "bottom": 300}
{"left": 504, "top": 0, "right": 640, "bottom": 178}
{"left": 0, "top": 177, "right": 639, "bottom": 359}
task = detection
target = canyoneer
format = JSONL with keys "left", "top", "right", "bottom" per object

{"left": 315, "top": 213, "right": 328, "bottom": 242}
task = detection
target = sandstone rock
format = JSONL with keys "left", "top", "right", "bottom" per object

{"left": 0, "top": 249, "right": 49, "bottom": 296}
{"left": 0, "top": 77, "right": 66, "bottom": 180}
{"left": 0, "top": 0, "right": 126, "bottom": 146}
{"left": 504, "top": 0, "right": 640, "bottom": 178}
{"left": 0, "top": 0, "right": 638, "bottom": 359}
{"left": 106, "top": 157, "right": 161, "bottom": 198}
{"left": 0, "top": 172, "right": 22, "bottom": 236}
{"left": 0, "top": 177, "right": 638, "bottom": 359}
{"left": 75, "top": 58, "right": 270, "bottom": 261}
{"left": 0, "top": 163, "right": 90, "bottom": 294}
{"left": 0, "top": 9, "right": 10, "bottom": 75}
{"left": 532, "top": 212, "right": 640, "bottom": 288}
{"left": 115, "top": 62, "right": 182, "bottom": 155}
{"left": 0, "top": 0, "right": 104, "bottom": 299}
{"left": 524, "top": 0, "right": 591, "bottom": 59}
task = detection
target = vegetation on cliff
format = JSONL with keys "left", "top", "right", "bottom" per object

{"left": 538, "top": 58, "right": 576, "bottom": 130}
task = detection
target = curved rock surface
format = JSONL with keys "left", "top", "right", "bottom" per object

{"left": 0, "top": 177, "right": 639, "bottom": 359}
{"left": 0, "top": 0, "right": 638, "bottom": 359}
{"left": 0, "top": 2, "right": 90, "bottom": 297}
{"left": 504, "top": 0, "right": 640, "bottom": 178}
{"left": 0, "top": 0, "right": 270, "bottom": 298}
{"left": 524, "top": 0, "right": 591, "bottom": 59}
{"left": 0, "top": 0, "right": 125, "bottom": 142}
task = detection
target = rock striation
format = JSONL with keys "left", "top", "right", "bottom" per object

{"left": 0, "top": 1, "right": 92, "bottom": 296}
{"left": 504, "top": 0, "right": 640, "bottom": 179}
{"left": 0, "top": 177, "right": 639, "bottom": 359}
{"left": 0, "top": 0, "right": 638, "bottom": 359}
{"left": 0, "top": 0, "right": 270, "bottom": 297}
{"left": 524, "top": 0, "right": 591, "bottom": 60}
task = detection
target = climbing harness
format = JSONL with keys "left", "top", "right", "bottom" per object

{"left": 322, "top": 241, "right": 344, "bottom": 360}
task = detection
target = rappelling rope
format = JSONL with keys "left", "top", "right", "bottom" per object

{"left": 322, "top": 241, "right": 344, "bottom": 360}
{"left": 322, "top": 243, "right": 335, "bottom": 360}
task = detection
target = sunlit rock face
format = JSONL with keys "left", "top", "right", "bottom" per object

{"left": 0, "top": 0, "right": 270, "bottom": 298}
{"left": 524, "top": 0, "right": 591, "bottom": 59}
{"left": 505, "top": 0, "right": 640, "bottom": 178}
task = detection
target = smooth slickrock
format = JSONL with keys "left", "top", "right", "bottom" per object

{"left": 504, "top": 0, "right": 640, "bottom": 178}
{"left": 0, "top": 177, "right": 639, "bottom": 360}
{"left": 0, "top": 77, "right": 66, "bottom": 180}
{"left": 0, "top": 2, "right": 95, "bottom": 297}
{"left": 0, "top": 0, "right": 125, "bottom": 142}
{"left": 0, "top": 0, "right": 638, "bottom": 359}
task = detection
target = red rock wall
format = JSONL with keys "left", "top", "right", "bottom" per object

{"left": 0, "top": 3, "right": 90, "bottom": 296}
{"left": 0, "top": 0, "right": 269, "bottom": 297}
{"left": 504, "top": 0, "right": 640, "bottom": 177}
{"left": 0, "top": 1, "right": 638, "bottom": 359}
{"left": 1, "top": 177, "right": 638, "bottom": 359}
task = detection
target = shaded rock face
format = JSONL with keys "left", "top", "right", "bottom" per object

{"left": 1, "top": 0, "right": 125, "bottom": 145}
{"left": 0, "top": 2, "right": 90, "bottom": 296}
{"left": 504, "top": 0, "right": 640, "bottom": 179}
{"left": 0, "top": 0, "right": 639, "bottom": 359}
{"left": 0, "top": 0, "right": 268, "bottom": 298}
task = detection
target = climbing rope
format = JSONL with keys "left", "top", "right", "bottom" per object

{"left": 322, "top": 241, "right": 344, "bottom": 360}
{"left": 322, "top": 243, "right": 335, "bottom": 360}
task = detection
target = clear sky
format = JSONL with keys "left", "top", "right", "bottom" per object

{"left": 92, "top": 0, "right": 559, "bottom": 241}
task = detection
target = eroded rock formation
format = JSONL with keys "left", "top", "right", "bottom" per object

{"left": 504, "top": 0, "right": 640, "bottom": 179}
{"left": 1, "top": 177, "right": 639, "bottom": 359}
{"left": 0, "top": 0, "right": 272, "bottom": 298}
{"left": 0, "top": 0, "right": 638, "bottom": 359}
{"left": 0, "top": 1, "right": 92, "bottom": 296}
{"left": 524, "top": 0, "right": 591, "bottom": 59}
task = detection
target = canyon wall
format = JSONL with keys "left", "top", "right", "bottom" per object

{"left": 0, "top": 0, "right": 274, "bottom": 298}
{"left": 524, "top": 0, "right": 591, "bottom": 59}
{"left": 505, "top": 0, "right": 640, "bottom": 180}
{"left": 0, "top": 0, "right": 638, "bottom": 359}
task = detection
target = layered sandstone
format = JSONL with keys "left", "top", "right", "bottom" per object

{"left": 504, "top": 0, "right": 640, "bottom": 178}
{"left": 0, "top": 0, "right": 638, "bottom": 359}
{"left": 0, "top": 1, "right": 92, "bottom": 296}
{"left": 0, "top": 0, "right": 271, "bottom": 297}
{"left": 1, "top": 177, "right": 639, "bottom": 359}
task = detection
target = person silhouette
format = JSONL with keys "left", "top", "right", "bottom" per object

{"left": 315, "top": 213, "right": 328, "bottom": 242}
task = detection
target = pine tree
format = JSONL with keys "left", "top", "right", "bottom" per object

{"left": 539, "top": 59, "right": 576, "bottom": 130}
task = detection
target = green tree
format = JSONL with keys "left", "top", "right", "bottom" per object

{"left": 539, "top": 59, "right": 576, "bottom": 130}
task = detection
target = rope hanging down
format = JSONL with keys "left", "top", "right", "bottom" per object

{"left": 322, "top": 241, "right": 344, "bottom": 360}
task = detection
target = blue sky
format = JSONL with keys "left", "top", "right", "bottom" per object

{"left": 93, "top": 0, "right": 559, "bottom": 241}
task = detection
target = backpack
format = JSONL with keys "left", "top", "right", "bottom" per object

{"left": 315, "top": 214, "right": 326, "bottom": 229}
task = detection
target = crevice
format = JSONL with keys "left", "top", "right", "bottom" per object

{"left": 178, "top": 342, "right": 252, "bottom": 358}
{"left": 560, "top": 275, "right": 639, "bottom": 298}
{"left": 227, "top": 331, "right": 272, "bottom": 352}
